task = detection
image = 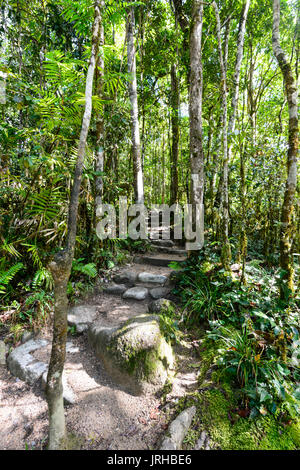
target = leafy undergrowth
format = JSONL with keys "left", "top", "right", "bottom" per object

{"left": 0, "top": 238, "right": 147, "bottom": 344}
{"left": 174, "top": 335, "right": 300, "bottom": 450}
{"left": 172, "top": 246, "right": 300, "bottom": 450}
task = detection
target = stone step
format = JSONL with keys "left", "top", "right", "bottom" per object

{"left": 104, "top": 283, "right": 127, "bottom": 295}
{"left": 137, "top": 272, "right": 168, "bottom": 285}
{"left": 134, "top": 254, "right": 187, "bottom": 267}
{"left": 112, "top": 271, "right": 168, "bottom": 287}
{"left": 151, "top": 245, "right": 187, "bottom": 256}
{"left": 123, "top": 286, "right": 149, "bottom": 301}
{"left": 150, "top": 239, "right": 175, "bottom": 248}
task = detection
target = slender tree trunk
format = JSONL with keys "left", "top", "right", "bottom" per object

{"left": 227, "top": 0, "right": 251, "bottom": 142}
{"left": 95, "top": 1, "right": 105, "bottom": 210}
{"left": 213, "top": 1, "right": 231, "bottom": 270}
{"left": 162, "top": 130, "right": 166, "bottom": 204}
{"left": 272, "top": 0, "right": 299, "bottom": 292}
{"left": 189, "top": 0, "right": 204, "bottom": 243}
{"left": 170, "top": 64, "right": 179, "bottom": 205}
{"left": 46, "top": 1, "right": 101, "bottom": 450}
{"left": 228, "top": 0, "right": 251, "bottom": 273}
{"left": 127, "top": 5, "right": 144, "bottom": 204}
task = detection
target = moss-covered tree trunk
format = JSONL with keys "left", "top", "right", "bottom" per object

{"left": 46, "top": 1, "right": 101, "bottom": 450}
{"left": 272, "top": 0, "right": 299, "bottom": 292}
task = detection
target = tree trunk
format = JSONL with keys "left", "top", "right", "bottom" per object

{"left": 227, "top": 0, "right": 251, "bottom": 142}
{"left": 46, "top": 1, "right": 101, "bottom": 450}
{"left": 228, "top": 0, "right": 251, "bottom": 275}
{"left": 189, "top": 0, "right": 204, "bottom": 241}
{"left": 213, "top": 1, "right": 231, "bottom": 270}
{"left": 127, "top": 5, "right": 144, "bottom": 204}
{"left": 95, "top": 1, "right": 105, "bottom": 209}
{"left": 272, "top": 0, "right": 299, "bottom": 292}
{"left": 170, "top": 64, "right": 179, "bottom": 206}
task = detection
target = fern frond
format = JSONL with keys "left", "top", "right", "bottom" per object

{"left": 0, "top": 263, "right": 24, "bottom": 293}
{"left": 32, "top": 268, "right": 54, "bottom": 291}
{"left": 72, "top": 259, "right": 97, "bottom": 278}
{"left": 1, "top": 240, "right": 21, "bottom": 259}
{"left": 22, "top": 244, "right": 43, "bottom": 269}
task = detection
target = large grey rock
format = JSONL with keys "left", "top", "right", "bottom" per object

{"left": 88, "top": 314, "right": 174, "bottom": 395}
{"left": 104, "top": 283, "right": 127, "bottom": 294}
{"left": 7, "top": 339, "right": 48, "bottom": 385}
{"left": 123, "top": 287, "right": 148, "bottom": 301}
{"left": 41, "top": 371, "right": 76, "bottom": 405}
{"left": 160, "top": 406, "right": 196, "bottom": 450}
{"left": 148, "top": 298, "right": 176, "bottom": 315}
{"left": 0, "top": 340, "right": 6, "bottom": 365}
{"left": 113, "top": 271, "right": 137, "bottom": 285}
{"left": 150, "top": 287, "right": 170, "bottom": 300}
{"left": 68, "top": 305, "right": 99, "bottom": 333}
{"left": 137, "top": 272, "right": 167, "bottom": 285}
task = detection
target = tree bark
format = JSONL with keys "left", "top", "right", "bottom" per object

{"left": 228, "top": 1, "right": 250, "bottom": 276}
{"left": 95, "top": 1, "right": 105, "bottom": 209}
{"left": 213, "top": 1, "right": 231, "bottom": 270}
{"left": 227, "top": 0, "right": 251, "bottom": 141}
{"left": 189, "top": 0, "right": 204, "bottom": 219}
{"left": 170, "top": 64, "right": 179, "bottom": 206}
{"left": 272, "top": 0, "right": 299, "bottom": 292}
{"left": 127, "top": 5, "right": 144, "bottom": 204}
{"left": 46, "top": 1, "right": 101, "bottom": 450}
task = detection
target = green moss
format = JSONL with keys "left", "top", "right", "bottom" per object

{"left": 176, "top": 389, "right": 299, "bottom": 450}
{"left": 107, "top": 317, "right": 174, "bottom": 383}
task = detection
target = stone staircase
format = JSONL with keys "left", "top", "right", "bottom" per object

{"left": 6, "top": 238, "right": 189, "bottom": 399}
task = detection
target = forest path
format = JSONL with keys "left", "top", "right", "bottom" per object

{"left": 0, "top": 242, "right": 200, "bottom": 450}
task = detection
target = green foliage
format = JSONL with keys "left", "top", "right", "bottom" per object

{"left": 177, "top": 248, "right": 300, "bottom": 420}
{"left": 72, "top": 259, "right": 97, "bottom": 278}
{"left": 0, "top": 263, "right": 24, "bottom": 294}
{"left": 32, "top": 268, "right": 54, "bottom": 291}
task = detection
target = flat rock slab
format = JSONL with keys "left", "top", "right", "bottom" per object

{"left": 160, "top": 406, "right": 196, "bottom": 450}
{"left": 68, "top": 305, "right": 99, "bottom": 333}
{"left": 104, "top": 283, "right": 127, "bottom": 295}
{"left": 150, "top": 287, "right": 170, "bottom": 300}
{"left": 123, "top": 287, "right": 148, "bottom": 301}
{"left": 7, "top": 339, "right": 49, "bottom": 385}
{"left": 113, "top": 271, "right": 137, "bottom": 285}
{"left": 137, "top": 272, "right": 167, "bottom": 285}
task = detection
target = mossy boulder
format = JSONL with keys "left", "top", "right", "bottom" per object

{"left": 88, "top": 314, "right": 175, "bottom": 395}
